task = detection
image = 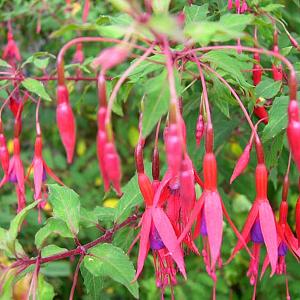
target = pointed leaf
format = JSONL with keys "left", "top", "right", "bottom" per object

{"left": 35, "top": 218, "right": 73, "bottom": 249}
{"left": 84, "top": 243, "right": 139, "bottom": 298}
{"left": 22, "top": 78, "right": 51, "bottom": 101}
{"left": 7, "top": 200, "right": 40, "bottom": 254}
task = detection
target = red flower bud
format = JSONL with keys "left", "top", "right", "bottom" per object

{"left": 165, "top": 124, "right": 182, "bottom": 176}
{"left": 253, "top": 105, "right": 268, "bottom": 124}
{"left": 56, "top": 85, "right": 76, "bottom": 164}
{"left": 195, "top": 114, "right": 204, "bottom": 147}
{"left": 72, "top": 43, "right": 84, "bottom": 64}
{"left": 203, "top": 152, "right": 217, "bottom": 191}
{"left": 241, "top": 0, "right": 248, "bottom": 13}
{"left": 230, "top": 143, "right": 251, "bottom": 184}
{"left": 0, "top": 133, "right": 9, "bottom": 176}
{"left": 252, "top": 64, "right": 262, "bottom": 86}
{"left": 287, "top": 100, "right": 300, "bottom": 170}
{"left": 104, "top": 142, "right": 122, "bottom": 196}
{"left": 92, "top": 46, "right": 129, "bottom": 71}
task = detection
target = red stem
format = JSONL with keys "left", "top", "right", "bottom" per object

{"left": 56, "top": 37, "right": 152, "bottom": 85}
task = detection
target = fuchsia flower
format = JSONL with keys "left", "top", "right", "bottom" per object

{"left": 133, "top": 172, "right": 186, "bottom": 285}
{"left": 2, "top": 31, "right": 21, "bottom": 67}
{"left": 259, "top": 173, "right": 300, "bottom": 300}
{"left": 178, "top": 151, "right": 251, "bottom": 282}
{"left": 0, "top": 137, "right": 26, "bottom": 212}
{"left": 27, "top": 133, "right": 64, "bottom": 200}
{"left": 228, "top": 164, "right": 278, "bottom": 298}
{"left": 56, "top": 84, "right": 76, "bottom": 164}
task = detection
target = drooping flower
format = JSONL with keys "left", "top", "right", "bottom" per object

{"left": 178, "top": 152, "right": 251, "bottom": 283}
{"left": 27, "top": 134, "right": 64, "bottom": 200}
{"left": 228, "top": 163, "right": 278, "bottom": 299}
{"left": 260, "top": 176, "right": 300, "bottom": 300}
{"left": 2, "top": 31, "right": 21, "bottom": 67}
{"left": 0, "top": 137, "right": 26, "bottom": 212}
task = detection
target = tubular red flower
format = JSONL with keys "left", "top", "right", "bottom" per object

{"left": 287, "top": 100, "right": 300, "bottom": 170}
{"left": 56, "top": 84, "right": 76, "bottom": 164}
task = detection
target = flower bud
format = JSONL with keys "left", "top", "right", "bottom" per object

{"left": 272, "top": 64, "right": 283, "bottom": 81}
{"left": 195, "top": 114, "right": 204, "bottom": 147}
{"left": 56, "top": 85, "right": 76, "bottom": 163}
{"left": 230, "top": 143, "right": 251, "bottom": 184}
{"left": 104, "top": 142, "right": 122, "bottom": 196}
{"left": 92, "top": 46, "right": 129, "bottom": 71}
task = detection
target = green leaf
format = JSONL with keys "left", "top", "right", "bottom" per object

{"left": 183, "top": 4, "right": 209, "bottom": 24}
{"left": 94, "top": 206, "right": 116, "bottom": 222}
{"left": 0, "top": 58, "right": 11, "bottom": 68}
{"left": 255, "top": 78, "right": 281, "bottom": 99}
{"left": 202, "top": 50, "right": 252, "bottom": 89}
{"left": 48, "top": 184, "right": 80, "bottom": 235}
{"left": 35, "top": 218, "right": 73, "bottom": 249}
{"left": 84, "top": 244, "right": 139, "bottom": 298}
{"left": 81, "top": 266, "right": 103, "bottom": 300}
{"left": 37, "top": 275, "right": 55, "bottom": 300}
{"left": 265, "top": 133, "right": 284, "bottom": 169}
{"left": 80, "top": 208, "right": 98, "bottom": 228}
{"left": 41, "top": 245, "right": 68, "bottom": 258}
{"left": 262, "top": 95, "right": 289, "bottom": 141}
{"left": 152, "top": 0, "right": 171, "bottom": 14}
{"left": 142, "top": 70, "right": 181, "bottom": 137}
{"left": 108, "top": 0, "right": 131, "bottom": 11}
{"left": 50, "top": 23, "right": 101, "bottom": 38}
{"left": 185, "top": 14, "right": 253, "bottom": 46}
{"left": 261, "top": 4, "right": 285, "bottom": 12}
{"left": 41, "top": 261, "right": 71, "bottom": 277}
{"left": 21, "top": 78, "right": 51, "bottom": 101}
{"left": 7, "top": 200, "right": 40, "bottom": 254}
{"left": 114, "top": 172, "right": 143, "bottom": 223}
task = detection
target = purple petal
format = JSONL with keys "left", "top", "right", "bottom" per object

{"left": 150, "top": 225, "right": 165, "bottom": 250}
{"left": 278, "top": 242, "right": 288, "bottom": 257}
